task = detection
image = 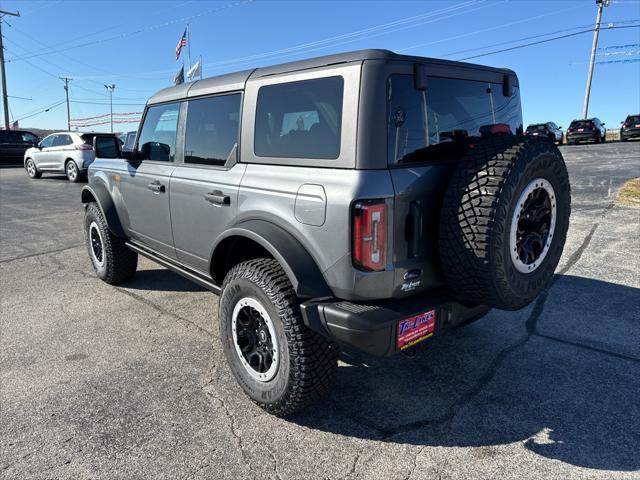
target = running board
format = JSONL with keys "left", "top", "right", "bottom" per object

{"left": 125, "top": 241, "right": 221, "bottom": 294}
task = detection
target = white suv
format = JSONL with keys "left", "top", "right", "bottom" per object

{"left": 24, "top": 132, "right": 114, "bottom": 182}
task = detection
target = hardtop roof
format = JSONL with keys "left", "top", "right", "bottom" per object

{"left": 147, "top": 49, "right": 517, "bottom": 105}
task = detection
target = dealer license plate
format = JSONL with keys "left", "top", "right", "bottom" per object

{"left": 396, "top": 310, "right": 436, "bottom": 350}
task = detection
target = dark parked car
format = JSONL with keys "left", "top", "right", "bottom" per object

{"left": 620, "top": 114, "right": 640, "bottom": 141}
{"left": 525, "top": 122, "right": 563, "bottom": 144}
{"left": 119, "top": 131, "right": 137, "bottom": 152}
{"left": 0, "top": 130, "right": 39, "bottom": 164}
{"left": 566, "top": 118, "right": 606, "bottom": 144}
{"left": 82, "top": 49, "right": 570, "bottom": 416}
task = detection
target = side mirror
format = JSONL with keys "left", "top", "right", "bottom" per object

{"left": 602, "top": 122, "right": 606, "bottom": 126}
{"left": 93, "top": 135, "right": 122, "bottom": 159}
{"left": 559, "top": 126, "right": 563, "bottom": 129}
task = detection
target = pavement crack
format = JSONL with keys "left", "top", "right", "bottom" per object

{"left": 210, "top": 393, "right": 251, "bottom": 469}
{"left": 115, "top": 287, "right": 213, "bottom": 336}
{"left": 533, "top": 333, "right": 640, "bottom": 363}
{"left": 0, "top": 244, "right": 83, "bottom": 264}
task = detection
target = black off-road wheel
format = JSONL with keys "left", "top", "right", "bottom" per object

{"left": 84, "top": 203, "right": 137, "bottom": 284}
{"left": 439, "top": 135, "right": 571, "bottom": 311}
{"left": 219, "top": 258, "right": 338, "bottom": 417}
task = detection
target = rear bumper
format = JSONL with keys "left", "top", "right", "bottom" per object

{"left": 567, "top": 132, "right": 598, "bottom": 142}
{"left": 301, "top": 290, "right": 490, "bottom": 356}
{"left": 621, "top": 129, "right": 640, "bottom": 139}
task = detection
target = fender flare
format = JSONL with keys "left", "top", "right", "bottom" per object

{"left": 212, "top": 219, "right": 332, "bottom": 299}
{"left": 80, "top": 184, "right": 126, "bottom": 238}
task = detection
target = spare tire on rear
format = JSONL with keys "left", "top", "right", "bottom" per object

{"left": 439, "top": 135, "right": 571, "bottom": 311}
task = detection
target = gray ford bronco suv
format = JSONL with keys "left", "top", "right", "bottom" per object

{"left": 82, "top": 50, "right": 570, "bottom": 416}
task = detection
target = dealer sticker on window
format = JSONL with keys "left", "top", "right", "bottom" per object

{"left": 396, "top": 310, "right": 436, "bottom": 350}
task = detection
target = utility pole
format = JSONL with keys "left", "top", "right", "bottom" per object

{"left": 0, "top": 8, "right": 20, "bottom": 130}
{"left": 582, "top": 0, "right": 610, "bottom": 119}
{"left": 104, "top": 84, "right": 115, "bottom": 133}
{"left": 60, "top": 77, "right": 71, "bottom": 130}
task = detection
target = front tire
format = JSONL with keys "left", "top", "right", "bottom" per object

{"left": 84, "top": 203, "right": 137, "bottom": 284}
{"left": 219, "top": 258, "right": 338, "bottom": 417}
{"left": 25, "top": 158, "right": 41, "bottom": 179}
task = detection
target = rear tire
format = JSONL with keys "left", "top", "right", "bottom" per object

{"left": 25, "top": 158, "right": 41, "bottom": 179}
{"left": 84, "top": 203, "right": 137, "bottom": 284}
{"left": 439, "top": 135, "right": 571, "bottom": 311}
{"left": 218, "top": 258, "right": 338, "bottom": 417}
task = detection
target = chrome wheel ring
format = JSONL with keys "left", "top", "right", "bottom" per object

{"left": 509, "top": 178, "right": 556, "bottom": 274}
{"left": 67, "top": 162, "right": 77, "bottom": 180}
{"left": 89, "top": 221, "right": 105, "bottom": 268}
{"left": 231, "top": 297, "right": 279, "bottom": 382}
{"left": 26, "top": 160, "right": 36, "bottom": 177}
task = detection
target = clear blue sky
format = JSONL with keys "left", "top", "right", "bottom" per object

{"left": 1, "top": 0, "right": 639, "bottom": 131}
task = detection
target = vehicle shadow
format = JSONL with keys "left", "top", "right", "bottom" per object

{"left": 121, "top": 268, "right": 207, "bottom": 292}
{"left": 292, "top": 274, "right": 640, "bottom": 472}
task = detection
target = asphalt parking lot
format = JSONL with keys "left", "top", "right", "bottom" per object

{"left": 1, "top": 141, "right": 639, "bottom": 480}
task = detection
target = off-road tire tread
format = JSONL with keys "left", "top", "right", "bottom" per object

{"left": 439, "top": 134, "right": 570, "bottom": 310}
{"left": 85, "top": 203, "right": 137, "bottom": 284}
{"left": 221, "top": 258, "right": 338, "bottom": 416}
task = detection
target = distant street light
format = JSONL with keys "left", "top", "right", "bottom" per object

{"left": 104, "top": 84, "right": 116, "bottom": 133}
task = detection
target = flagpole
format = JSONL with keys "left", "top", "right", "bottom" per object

{"left": 187, "top": 23, "right": 192, "bottom": 73}
{"left": 200, "top": 54, "right": 203, "bottom": 80}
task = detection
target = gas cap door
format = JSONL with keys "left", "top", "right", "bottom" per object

{"left": 294, "top": 184, "right": 326, "bottom": 227}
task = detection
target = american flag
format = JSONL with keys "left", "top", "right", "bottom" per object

{"left": 175, "top": 29, "right": 187, "bottom": 60}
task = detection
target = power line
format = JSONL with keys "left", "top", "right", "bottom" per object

{"left": 7, "top": 0, "right": 255, "bottom": 62}
{"left": 14, "top": 100, "right": 65, "bottom": 122}
{"left": 398, "top": 3, "right": 585, "bottom": 53}
{"left": 457, "top": 24, "right": 639, "bottom": 61}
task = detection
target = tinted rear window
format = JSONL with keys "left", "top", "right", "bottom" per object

{"left": 526, "top": 124, "right": 547, "bottom": 131}
{"left": 570, "top": 120, "right": 593, "bottom": 128}
{"left": 0, "top": 131, "right": 22, "bottom": 143}
{"left": 626, "top": 116, "right": 640, "bottom": 123}
{"left": 388, "top": 75, "right": 522, "bottom": 164}
{"left": 255, "top": 76, "right": 343, "bottom": 160}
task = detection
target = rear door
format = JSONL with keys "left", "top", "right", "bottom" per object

{"left": 169, "top": 92, "right": 245, "bottom": 274}
{"left": 120, "top": 102, "right": 180, "bottom": 258}
{"left": 387, "top": 68, "right": 522, "bottom": 297}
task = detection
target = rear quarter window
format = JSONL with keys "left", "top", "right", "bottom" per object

{"left": 254, "top": 76, "right": 343, "bottom": 160}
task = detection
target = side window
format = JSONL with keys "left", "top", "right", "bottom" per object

{"left": 387, "top": 75, "right": 522, "bottom": 164}
{"left": 52, "top": 134, "right": 72, "bottom": 147}
{"left": 255, "top": 76, "right": 343, "bottom": 160}
{"left": 39, "top": 135, "right": 55, "bottom": 148}
{"left": 184, "top": 93, "right": 241, "bottom": 166}
{"left": 137, "top": 103, "right": 180, "bottom": 162}
{"left": 22, "top": 132, "right": 38, "bottom": 143}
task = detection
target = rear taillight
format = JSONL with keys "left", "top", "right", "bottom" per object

{"left": 75, "top": 144, "right": 93, "bottom": 151}
{"left": 352, "top": 200, "right": 386, "bottom": 271}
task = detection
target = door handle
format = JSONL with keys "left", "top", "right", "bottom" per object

{"left": 204, "top": 190, "right": 231, "bottom": 206}
{"left": 147, "top": 182, "right": 165, "bottom": 193}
